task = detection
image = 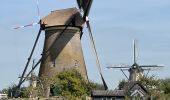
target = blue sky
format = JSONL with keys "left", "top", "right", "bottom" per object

{"left": 0, "top": 0, "right": 170, "bottom": 90}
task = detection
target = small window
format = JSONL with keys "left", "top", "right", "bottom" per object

{"left": 102, "top": 97, "right": 107, "bottom": 100}
{"left": 50, "top": 60, "right": 56, "bottom": 67}
{"left": 111, "top": 97, "right": 116, "bottom": 100}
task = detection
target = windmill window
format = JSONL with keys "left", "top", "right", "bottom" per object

{"left": 74, "top": 60, "right": 79, "bottom": 68}
{"left": 52, "top": 60, "right": 55, "bottom": 67}
{"left": 111, "top": 97, "right": 116, "bottom": 100}
{"left": 102, "top": 97, "right": 107, "bottom": 100}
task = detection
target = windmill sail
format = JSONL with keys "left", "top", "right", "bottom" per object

{"left": 78, "top": 0, "right": 108, "bottom": 89}
{"left": 86, "top": 21, "right": 108, "bottom": 90}
{"left": 76, "top": 0, "right": 93, "bottom": 19}
{"left": 133, "top": 40, "right": 137, "bottom": 64}
{"left": 14, "top": 0, "right": 40, "bottom": 29}
{"left": 140, "top": 65, "right": 164, "bottom": 67}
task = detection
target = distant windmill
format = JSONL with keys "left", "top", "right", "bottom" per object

{"left": 107, "top": 40, "right": 164, "bottom": 82}
{"left": 14, "top": 0, "right": 108, "bottom": 97}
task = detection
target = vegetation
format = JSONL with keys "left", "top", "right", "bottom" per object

{"left": 1, "top": 84, "right": 18, "bottom": 98}
{"left": 3, "top": 70, "right": 170, "bottom": 99}
{"left": 118, "top": 75, "right": 170, "bottom": 99}
{"left": 118, "top": 79, "right": 128, "bottom": 90}
{"left": 49, "top": 69, "right": 104, "bottom": 99}
{"left": 1, "top": 69, "right": 104, "bottom": 99}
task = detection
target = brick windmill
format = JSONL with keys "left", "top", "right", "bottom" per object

{"left": 14, "top": 0, "right": 108, "bottom": 97}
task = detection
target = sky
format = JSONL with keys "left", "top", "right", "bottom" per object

{"left": 0, "top": 0, "right": 170, "bottom": 90}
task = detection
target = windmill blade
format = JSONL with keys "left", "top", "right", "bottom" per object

{"left": 142, "top": 68, "right": 161, "bottom": 71}
{"left": 15, "top": 58, "right": 41, "bottom": 97}
{"left": 78, "top": 0, "right": 107, "bottom": 90}
{"left": 21, "top": 58, "right": 41, "bottom": 84}
{"left": 86, "top": 20, "right": 108, "bottom": 90}
{"left": 121, "top": 68, "right": 129, "bottom": 71}
{"left": 107, "top": 64, "right": 131, "bottom": 69}
{"left": 143, "top": 68, "right": 152, "bottom": 70}
{"left": 140, "top": 65, "right": 164, "bottom": 67}
{"left": 76, "top": 0, "right": 82, "bottom": 9}
{"left": 146, "top": 68, "right": 151, "bottom": 77}
{"left": 36, "top": 0, "right": 40, "bottom": 20}
{"left": 143, "top": 66, "right": 164, "bottom": 77}
{"left": 133, "top": 39, "right": 138, "bottom": 64}
{"left": 107, "top": 66, "right": 130, "bottom": 69}
{"left": 100, "top": 74, "right": 108, "bottom": 90}
{"left": 14, "top": 0, "right": 40, "bottom": 29}
{"left": 120, "top": 69, "right": 129, "bottom": 80}
{"left": 16, "top": 27, "right": 42, "bottom": 89}
{"left": 76, "top": 0, "right": 93, "bottom": 19}
{"left": 14, "top": 22, "right": 39, "bottom": 29}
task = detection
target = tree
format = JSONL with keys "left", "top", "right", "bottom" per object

{"left": 7, "top": 84, "right": 18, "bottom": 98}
{"left": 19, "top": 86, "right": 31, "bottom": 98}
{"left": 1, "top": 84, "right": 18, "bottom": 98}
{"left": 139, "top": 75, "right": 160, "bottom": 91}
{"left": 0, "top": 69, "right": 104, "bottom": 99}
{"left": 50, "top": 69, "right": 104, "bottom": 99}
{"left": 1, "top": 84, "right": 38, "bottom": 98}
{"left": 118, "top": 79, "right": 128, "bottom": 90}
{"left": 160, "top": 78, "right": 170, "bottom": 94}
{"left": 1, "top": 88, "right": 8, "bottom": 94}
{"left": 118, "top": 75, "right": 164, "bottom": 99}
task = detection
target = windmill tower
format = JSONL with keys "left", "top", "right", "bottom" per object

{"left": 38, "top": 8, "right": 88, "bottom": 96}
{"left": 39, "top": 8, "right": 87, "bottom": 79}
{"left": 107, "top": 40, "right": 163, "bottom": 82}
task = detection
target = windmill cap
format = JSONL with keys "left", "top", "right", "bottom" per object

{"left": 41, "top": 7, "right": 84, "bottom": 29}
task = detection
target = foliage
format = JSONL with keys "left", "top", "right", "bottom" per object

{"left": 50, "top": 69, "right": 104, "bottom": 98}
{"left": 118, "top": 76, "right": 170, "bottom": 99}
{"left": 118, "top": 79, "right": 128, "bottom": 90}
{"left": 139, "top": 75, "right": 161, "bottom": 93}
{"left": 1, "top": 88, "right": 8, "bottom": 94}
{"left": 0, "top": 69, "right": 103, "bottom": 99}
{"left": 1, "top": 84, "right": 41, "bottom": 98}
{"left": 138, "top": 76, "right": 170, "bottom": 99}
{"left": 160, "top": 78, "right": 170, "bottom": 94}
{"left": 19, "top": 87, "right": 31, "bottom": 98}
{"left": 7, "top": 84, "right": 18, "bottom": 98}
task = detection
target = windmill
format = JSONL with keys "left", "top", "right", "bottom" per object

{"left": 107, "top": 40, "right": 164, "bottom": 82}
{"left": 14, "top": 0, "right": 108, "bottom": 97}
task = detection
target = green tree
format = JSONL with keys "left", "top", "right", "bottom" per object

{"left": 160, "top": 78, "right": 170, "bottom": 94}
{"left": 139, "top": 75, "right": 160, "bottom": 91}
{"left": 1, "top": 88, "right": 8, "bottom": 94}
{"left": 1, "top": 84, "right": 37, "bottom": 98}
{"left": 7, "top": 84, "right": 18, "bottom": 98}
{"left": 1, "top": 69, "right": 104, "bottom": 99}
{"left": 118, "top": 76, "right": 162, "bottom": 99}
{"left": 138, "top": 75, "right": 162, "bottom": 99}
{"left": 118, "top": 79, "right": 128, "bottom": 90}
{"left": 50, "top": 69, "right": 104, "bottom": 99}
{"left": 138, "top": 76, "right": 170, "bottom": 99}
